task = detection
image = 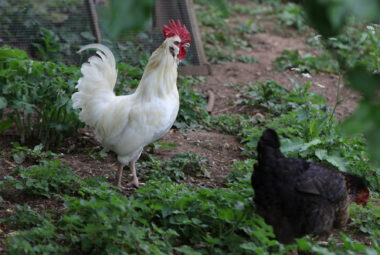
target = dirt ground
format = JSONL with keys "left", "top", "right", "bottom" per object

{"left": 0, "top": 2, "right": 364, "bottom": 250}
{"left": 0, "top": 7, "right": 360, "bottom": 191}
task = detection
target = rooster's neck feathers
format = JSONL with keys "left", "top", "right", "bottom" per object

{"left": 136, "top": 39, "right": 178, "bottom": 100}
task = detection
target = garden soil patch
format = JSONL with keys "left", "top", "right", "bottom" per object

{"left": 0, "top": 2, "right": 365, "bottom": 250}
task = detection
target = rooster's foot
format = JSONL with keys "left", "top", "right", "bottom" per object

{"left": 127, "top": 181, "right": 145, "bottom": 188}
{"left": 112, "top": 181, "right": 126, "bottom": 189}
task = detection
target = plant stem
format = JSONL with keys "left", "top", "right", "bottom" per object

{"left": 15, "top": 110, "right": 25, "bottom": 144}
{"left": 329, "top": 73, "right": 342, "bottom": 123}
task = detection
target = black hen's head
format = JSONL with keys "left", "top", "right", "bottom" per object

{"left": 342, "top": 173, "right": 370, "bottom": 206}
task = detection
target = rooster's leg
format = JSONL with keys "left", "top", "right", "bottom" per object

{"left": 130, "top": 161, "right": 140, "bottom": 188}
{"left": 115, "top": 164, "right": 124, "bottom": 187}
{"left": 127, "top": 160, "right": 145, "bottom": 188}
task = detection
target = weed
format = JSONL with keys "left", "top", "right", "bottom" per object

{"left": 86, "top": 148, "right": 108, "bottom": 160}
{"left": 296, "top": 232, "right": 380, "bottom": 254}
{"left": 209, "top": 79, "right": 379, "bottom": 190}
{"left": 175, "top": 76, "right": 209, "bottom": 130}
{"left": 60, "top": 192, "right": 142, "bottom": 254}
{"left": 235, "top": 54, "right": 259, "bottom": 63}
{"left": 203, "top": 45, "right": 234, "bottom": 64}
{"left": 237, "top": 19, "right": 265, "bottom": 35}
{"left": 165, "top": 152, "right": 210, "bottom": 179}
{"left": 0, "top": 45, "right": 83, "bottom": 147}
{"left": 134, "top": 180, "right": 286, "bottom": 254}
{"left": 138, "top": 152, "right": 210, "bottom": 183}
{"left": 275, "top": 49, "right": 339, "bottom": 74}
{"left": 3, "top": 205, "right": 50, "bottom": 230}
{"left": 226, "top": 159, "right": 256, "bottom": 185}
{"left": 230, "top": 3, "right": 273, "bottom": 16}
{"left": 5, "top": 222, "right": 68, "bottom": 255}
{"left": 11, "top": 143, "right": 61, "bottom": 164}
{"left": 31, "top": 28, "right": 62, "bottom": 62}
{"left": 5, "top": 160, "right": 80, "bottom": 198}
{"left": 195, "top": 0, "right": 255, "bottom": 64}
{"left": 277, "top": 3, "right": 306, "bottom": 31}
{"left": 349, "top": 197, "right": 380, "bottom": 235}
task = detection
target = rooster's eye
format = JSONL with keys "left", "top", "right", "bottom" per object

{"left": 174, "top": 41, "right": 180, "bottom": 47}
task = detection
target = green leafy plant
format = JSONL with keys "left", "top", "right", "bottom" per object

{"left": 235, "top": 54, "right": 259, "bottom": 63}
{"left": 277, "top": 3, "right": 306, "bottom": 31}
{"left": 236, "top": 19, "right": 264, "bottom": 35}
{"left": 0, "top": 45, "right": 82, "bottom": 147}
{"left": 296, "top": 232, "right": 380, "bottom": 255}
{"left": 60, "top": 192, "right": 143, "bottom": 254}
{"left": 138, "top": 152, "right": 210, "bottom": 183}
{"left": 99, "top": 0, "right": 154, "bottom": 39}
{"left": 86, "top": 148, "right": 108, "bottom": 160}
{"left": 164, "top": 152, "right": 210, "bottom": 180}
{"left": 6, "top": 160, "right": 81, "bottom": 198}
{"left": 349, "top": 199, "right": 380, "bottom": 235}
{"left": 203, "top": 45, "right": 234, "bottom": 64}
{"left": 3, "top": 204, "right": 50, "bottom": 230}
{"left": 10, "top": 142, "right": 61, "bottom": 164}
{"left": 134, "top": 180, "right": 286, "bottom": 254}
{"left": 275, "top": 49, "right": 339, "bottom": 74}
{"left": 175, "top": 76, "right": 209, "bottom": 129}
{"left": 195, "top": 0, "right": 254, "bottom": 64}
{"left": 31, "top": 28, "right": 62, "bottom": 62}
{"left": 301, "top": 0, "right": 380, "bottom": 166}
{"left": 5, "top": 222, "right": 68, "bottom": 255}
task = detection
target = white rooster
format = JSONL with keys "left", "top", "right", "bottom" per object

{"left": 72, "top": 20, "right": 191, "bottom": 187}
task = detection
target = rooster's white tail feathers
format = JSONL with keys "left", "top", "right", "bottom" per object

{"left": 72, "top": 44, "right": 117, "bottom": 128}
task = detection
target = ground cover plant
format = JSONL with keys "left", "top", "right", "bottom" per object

{"left": 0, "top": 45, "right": 82, "bottom": 147}
{"left": 0, "top": 0, "right": 379, "bottom": 254}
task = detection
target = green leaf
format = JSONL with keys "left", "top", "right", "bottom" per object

{"left": 240, "top": 242, "right": 258, "bottom": 251}
{"left": 346, "top": 0, "right": 380, "bottom": 22}
{"left": 315, "top": 149, "right": 347, "bottom": 171}
{"left": 234, "top": 201, "right": 245, "bottom": 211}
{"left": 13, "top": 152, "right": 26, "bottom": 164}
{"left": 296, "top": 238, "right": 312, "bottom": 251}
{"left": 281, "top": 138, "right": 321, "bottom": 154}
{"left": 15, "top": 183, "right": 24, "bottom": 190}
{"left": 303, "top": 0, "right": 346, "bottom": 37}
{"left": 174, "top": 245, "right": 202, "bottom": 255}
{"left": 0, "top": 46, "right": 28, "bottom": 60}
{"left": 33, "top": 144, "right": 44, "bottom": 153}
{"left": 152, "top": 141, "right": 178, "bottom": 150}
{"left": 0, "top": 97, "right": 7, "bottom": 109}
{"left": 341, "top": 100, "right": 376, "bottom": 135}
{"left": 0, "top": 119, "right": 14, "bottom": 132}
{"left": 347, "top": 65, "right": 380, "bottom": 100}
{"left": 367, "top": 129, "right": 380, "bottom": 165}
{"left": 100, "top": 0, "right": 154, "bottom": 39}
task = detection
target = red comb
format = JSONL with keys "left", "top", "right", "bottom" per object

{"left": 163, "top": 19, "right": 191, "bottom": 44}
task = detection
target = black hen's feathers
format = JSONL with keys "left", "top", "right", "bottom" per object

{"left": 251, "top": 128, "right": 356, "bottom": 244}
{"left": 258, "top": 128, "right": 280, "bottom": 150}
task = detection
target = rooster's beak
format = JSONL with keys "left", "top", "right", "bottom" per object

{"left": 184, "top": 43, "right": 190, "bottom": 48}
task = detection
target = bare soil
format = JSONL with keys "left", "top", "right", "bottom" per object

{"left": 0, "top": 1, "right": 365, "bottom": 250}
{"left": 0, "top": 1, "right": 360, "bottom": 191}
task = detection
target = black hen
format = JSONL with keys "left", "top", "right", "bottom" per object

{"left": 251, "top": 128, "right": 370, "bottom": 244}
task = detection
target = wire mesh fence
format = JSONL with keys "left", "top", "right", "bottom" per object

{"left": 0, "top": 0, "right": 209, "bottom": 74}
{"left": 0, "top": 0, "right": 94, "bottom": 65}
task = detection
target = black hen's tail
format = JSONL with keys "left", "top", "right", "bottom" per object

{"left": 252, "top": 128, "right": 283, "bottom": 191}
{"left": 257, "top": 128, "right": 283, "bottom": 165}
